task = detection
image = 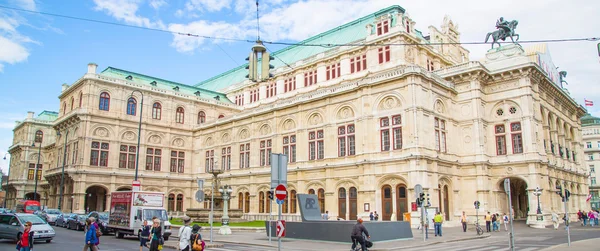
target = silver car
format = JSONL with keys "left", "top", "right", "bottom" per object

{"left": 0, "top": 213, "right": 55, "bottom": 243}
{"left": 41, "top": 209, "right": 62, "bottom": 225}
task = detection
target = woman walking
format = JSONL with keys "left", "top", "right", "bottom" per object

{"left": 83, "top": 218, "right": 99, "bottom": 251}
{"left": 140, "top": 220, "right": 151, "bottom": 251}
{"left": 149, "top": 218, "right": 163, "bottom": 251}
{"left": 17, "top": 221, "right": 34, "bottom": 251}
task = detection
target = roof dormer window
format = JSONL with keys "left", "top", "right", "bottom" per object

{"left": 150, "top": 81, "right": 157, "bottom": 86}
{"left": 126, "top": 75, "right": 133, "bottom": 80}
{"left": 376, "top": 20, "right": 389, "bottom": 36}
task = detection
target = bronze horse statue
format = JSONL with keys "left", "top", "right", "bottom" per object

{"left": 485, "top": 20, "right": 520, "bottom": 49}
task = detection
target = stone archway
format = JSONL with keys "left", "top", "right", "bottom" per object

{"left": 24, "top": 192, "right": 41, "bottom": 201}
{"left": 498, "top": 177, "right": 529, "bottom": 220}
{"left": 85, "top": 186, "right": 108, "bottom": 213}
{"left": 117, "top": 186, "right": 132, "bottom": 191}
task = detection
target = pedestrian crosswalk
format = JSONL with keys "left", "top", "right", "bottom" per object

{"left": 400, "top": 241, "right": 553, "bottom": 251}
{"left": 211, "top": 244, "right": 308, "bottom": 251}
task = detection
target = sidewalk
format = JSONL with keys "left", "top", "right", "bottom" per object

{"left": 541, "top": 237, "right": 600, "bottom": 250}
{"left": 165, "top": 226, "right": 490, "bottom": 251}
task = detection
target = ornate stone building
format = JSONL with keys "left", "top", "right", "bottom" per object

{"left": 582, "top": 114, "right": 600, "bottom": 209}
{"left": 3, "top": 5, "right": 589, "bottom": 226}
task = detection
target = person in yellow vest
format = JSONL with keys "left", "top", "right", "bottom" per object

{"left": 461, "top": 211, "right": 468, "bottom": 232}
{"left": 434, "top": 212, "right": 444, "bottom": 237}
{"left": 485, "top": 212, "right": 492, "bottom": 232}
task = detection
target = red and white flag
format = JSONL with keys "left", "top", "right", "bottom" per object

{"left": 585, "top": 99, "right": 594, "bottom": 107}
{"left": 586, "top": 194, "right": 592, "bottom": 202}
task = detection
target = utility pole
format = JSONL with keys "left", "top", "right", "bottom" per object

{"left": 504, "top": 178, "right": 515, "bottom": 251}
{"left": 556, "top": 182, "right": 571, "bottom": 246}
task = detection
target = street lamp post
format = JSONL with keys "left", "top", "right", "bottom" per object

{"left": 70, "top": 195, "right": 74, "bottom": 213}
{"left": 57, "top": 130, "right": 69, "bottom": 211}
{"left": 3, "top": 153, "right": 10, "bottom": 208}
{"left": 533, "top": 187, "right": 543, "bottom": 215}
{"left": 219, "top": 184, "right": 233, "bottom": 235}
{"left": 208, "top": 160, "right": 223, "bottom": 244}
{"left": 130, "top": 90, "right": 144, "bottom": 182}
{"left": 32, "top": 132, "right": 43, "bottom": 201}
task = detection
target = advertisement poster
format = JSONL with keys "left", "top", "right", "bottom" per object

{"left": 109, "top": 192, "right": 132, "bottom": 227}
{"left": 133, "top": 192, "right": 164, "bottom": 207}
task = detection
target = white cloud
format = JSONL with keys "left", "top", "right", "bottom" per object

{"left": 149, "top": 0, "right": 168, "bottom": 10}
{"left": 185, "top": 0, "right": 233, "bottom": 12}
{"left": 93, "top": 0, "right": 166, "bottom": 29}
{"left": 168, "top": 20, "right": 249, "bottom": 53}
{"left": 14, "top": 0, "right": 36, "bottom": 11}
{"left": 0, "top": 11, "right": 34, "bottom": 72}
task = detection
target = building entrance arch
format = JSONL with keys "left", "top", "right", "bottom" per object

{"left": 24, "top": 192, "right": 41, "bottom": 201}
{"left": 498, "top": 177, "right": 529, "bottom": 220}
{"left": 85, "top": 186, "right": 108, "bottom": 212}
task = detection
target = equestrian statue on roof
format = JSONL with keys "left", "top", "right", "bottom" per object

{"left": 485, "top": 17, "right": 520, "bottom": 49}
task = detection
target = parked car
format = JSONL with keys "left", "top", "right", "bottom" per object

{"left": 40, "top": 209, "right": 62, "bottom": 225}
{"left": 54, "top": 213, "right": 69, "bottom": 228}
{"left": 67, "top": 214, "right": 87, "bottom": 231}
{"left": 0, "top": 213, "right": 55, "bottom": 243}
{"left": 88, "top": 211, "right": 111, "bottom": 235}
{"left": 0, "top": 208, "right": 8, "bottom": 213}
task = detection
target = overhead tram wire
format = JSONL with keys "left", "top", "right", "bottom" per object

{"left": 1, "top": 4, "right": 598, "bottom": 49}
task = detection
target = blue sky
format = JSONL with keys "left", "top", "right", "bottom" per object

{"left": 1, "top": 0, "right": 599, "bottom": 174}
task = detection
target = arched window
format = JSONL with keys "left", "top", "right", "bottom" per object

{"left": 70, "top": 97, "right": 74, "bottom": 111}
{"left": 318, "top": 188, "right": 325, "bottom": 213}
{"left": 244, "top": 192, "right": 250, "bottom": 213}
{"left": 198, "top": 111, "right": 206, "bottom": 124}
{"left": 167, "top": 193, "right": 175, "bottom": 212}
{"left": 99, "top": 92, "right": 110, "bottom": 111}
{"left": 126, "top": 98, "right": 137, "bottom": 115}
{"left": 152, "top": 103, "right": 162, "bottom": 120}
{"left": 290, "top": 190, "right": 297, "bottom": 214}
{"left": 283, "top": 191, "right": 289, "bottom": 213}
{"left": 308, "top": 189, "right": 315, "bottom": 195}
{"left": 176, "top": 107, "right": 185, "bottom": 124}
{"left": 218, "top": 114, "right": 225, "bottom": 119}
{"left": 34, "top": 130, "right": 43, "bottom": 143}
{"left": 259, "top": 191, "right": 265, "bottom": 213}
{"left": 176, "top": 194, "right": 184, "bottom": 212}
{"left": 238, "top": 192, "right": 243, "bottom": 210}
{"left": 79, "top": 92, "right": 83, "bottom": 108}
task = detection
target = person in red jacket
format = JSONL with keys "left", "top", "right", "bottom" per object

{"left": 18, "top": 221, "right": 34, "bottom": 251}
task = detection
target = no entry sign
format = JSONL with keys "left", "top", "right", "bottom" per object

{"left": 275, "top": 184, "right": 287, "bottom": 200}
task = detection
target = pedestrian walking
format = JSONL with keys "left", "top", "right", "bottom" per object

{"left": 582, "top": 211, "right": 588, "bottom": 226}
{"left": 551, "top": 212, "right": 560, "bottom": 230}
{"left": 374, "top": 211, "right": 379, "bottom": 221}
{"left": 577, "top": 210, "right": 583, "bottom": 225}
{"left": 594, "top": 210, "right": 599, "bottom": 226}
{"left": 139, "top": 220, "right": 151, "bottom": 251}
{"left": 485, "top": 212, "right": 492, "bottom": 232}
{"left": 323, "top": 211, "right": 329, "bottom": 220}
{"left": 350, "top": 218, "right": 370, "bottom": 251}
{"left": 83, "top": 218, "right": 99, "bottom": 251}
{"left": 492, "top": 213, "right": 498, "bottom": 232}
{"left": 178, "top": 216, "right": 192, "bottom": 251}
{"left": 17, "top": 221, "right": 34, "bottom": 251}
{"left": 90, "top": 217, "right": 101, "bottom": 250}
{"left": 589, "top": 211, "right": 596, "bottom": 226}
{"left": 503, "top": 213, "right": 509, "bottom": 231}
{"left": 369, "top": 212, "right": 374, "bottom": 221}
{"left": 149, "top": 218, "right": 163, "bottom": 251}
{"left": 460, "top": 211, "right": 467, "bottom": 232}
{"left": 190, "top": 224, "right": 204, "bottom": 251}
{"left": 434, "top": 212, "right": 443, "bottom": 236}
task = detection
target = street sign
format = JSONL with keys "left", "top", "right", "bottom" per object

{"left": 275, "top": 184, "right": 287, "bottom": 200}
{"left": 276, "top": 199, "right": 284, "bottom": 205}
{"left": 271, "top": 153, "right": 288, "bottom": 189}
{"left": 414, "top": 184, "right": 423, "bottom": 197}
{"left": 132, "top": 180, "right": 141, "bottom": 192}
{"left": 474, "top": 200, "right": 480, "bottom": 209}
{"left": 276, "top": 220, "right": 286, "bottom": 237}
{"left": 195, "top": 190, "right": 205, "bottom": 202}
{"left": 197, "top": 179, "right": 204, "bottom": 188}
{"left": 504, "top": 178, "right": 511, "bottom": 193}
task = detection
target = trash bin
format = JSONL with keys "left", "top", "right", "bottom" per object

{"left": 403, "top": 212, "right": 411, "bottom": 224}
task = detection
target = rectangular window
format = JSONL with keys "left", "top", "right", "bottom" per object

{"left": 260, "top": 140, "right": 272, "bottom": 166}
{"left": 146, "top": 148, "right": 162, "bottom": 171}
{"left": 350, "top": 54, "right": 367, "bottom": 74}
{"left": 592, "top": 177, "right": 597, "bottom": 185}
{"left": 597, "top": 141, "right": 600, "bottom": 148}
{"left": 435, "top": 118, "right": 447, "bottom": 152}
{"left": 250, "top": 89, "right": 260, "bottom": 103}
{"left": 378, "top": 46, "right": 391, "bottom": 64}
{"left": 90, "top": 141, "right": 109, "bottom": 167}
{"left": 326, "top": 63, "right": 341, "bottom": 80}
{"left": 27, "top": 163, "right": 42, "bottom": 180}
{"left": 586, "top": 142, "right": 591, "bottom": 148}
{"left": 338, "top": 124, "right": 356, "bottom": 156}
{"left": 65, "top": 144, "right": 70, "bottom": 166}
{"left": 380, "top": 115, "right": 402, "bottom": 151}
{"left": 266, "top": 83, "right": 277, "bottom": 98}
{"left": 589, "top": 154, "right": 594, "bottom": 160}
{"left": 304, "top": 70, "right": 317, "bottom": 87}
{"left": 205, "top": 150, "right": 214, "bottom": 172}
{"left": 590, "top": 167, "right": 595, "bottom": 173}
{"left": 427, "top": 59, "right": 435, "bottom": 71}
{"left": 119, "top": 145, "right": 137, "bottom": 169}
{"left": 239, "top": 143, "right": 250, "bottom": 168}
{"left": 495, "top": 125, "right": 507, "bottom": 155}
{"left": 284, "top": 77, "right": 296, "bottom": 93}
{"left": 376, "top": 20, "right": 389, "bottom": 35}
{"left": 72, "top": 142, "right": 78, "bottom": 165}
{"left": 511, "top": 122, "right": 523, "bottom": 154}
{"left": 235, "top": 94, "right": 244, "bottom": 106}
{"left": 171, "top": 151, "right": 185, "bottom": 173}
{"left": 221, "top": 147, "right": 231, "bottom": 170}
{"left": 283, "top": 135, "right": 297, "bottom": 163}
{"left": 308, "top": 130, "right": 324, "bottom": 160}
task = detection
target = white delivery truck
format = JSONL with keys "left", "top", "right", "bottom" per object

{"left": 108, "top": 191, "right": 172, "bottom": 240}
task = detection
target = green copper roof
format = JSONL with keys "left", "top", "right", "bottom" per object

{"left": 195, "top": 5, "right": 406, "bottom": 91}
{"left": 100, "top": 67, "right": 232, "bottom": 104}
{"left": 36, "top": 111, "right": 58, "bottom": 121}
{"left": 581, "top": 113, "right": 600, "bottom": 126}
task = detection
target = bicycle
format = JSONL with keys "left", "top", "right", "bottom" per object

{"left": 351, "top": 235, "right": 371, "bottom": 251}
{"left": 474, "top": 222, "right": 484, "bottom": 236}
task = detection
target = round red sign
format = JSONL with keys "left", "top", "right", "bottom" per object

{"left": 275, "top": 184, "right": 287, "bottom": 200}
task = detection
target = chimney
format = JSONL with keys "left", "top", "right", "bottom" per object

{"left": 27, "top": 111, "right": 34, "bottom": 119}
{"left": 62, "top": 83, "right": 69, "bottom": 92}
{"left": 88, "top": 63, "right": 98, "bottom": 74}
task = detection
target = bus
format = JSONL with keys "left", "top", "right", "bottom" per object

{"left": 16, "top": 200, "right": 41, "bottom": 213}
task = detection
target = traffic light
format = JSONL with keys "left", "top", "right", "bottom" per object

{"left": 556, "top": 184, "right": 563, "bottom": 198}
{"left": 426, "top": 194, "right": 431, "bottom": 207}
{"left": 565, "top": 189, "right": 571, "bottom": 202}
{"left": 268, "top": 191, "right": 274, "bottom": 200}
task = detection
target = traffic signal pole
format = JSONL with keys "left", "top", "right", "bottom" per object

{"left": 564, "top": 195, "right": 571, "bottom": 246}
{"left": 268, "top": 190, "right": 272, "bottom": 244}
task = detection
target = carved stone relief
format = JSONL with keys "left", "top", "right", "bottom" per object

{"left": 222, "top": 133, "right": 231, "bottom": 143}
{"left": 150, "top": 135, "right": 162, "bottom": 144}
{"left": 308, "top": 113, "right": 323, "bottom": 125}
{"left": 259, "top": 124, "right": 272, "bottom": 135}
{"left": 239, "top": 129, "right": 249, "bottom": 140}
{"left": 283, "top": 119, "right": 296, "bottom": 131}
{"left": 337, "top": 107, "right": 355, "bottom": 120}
{"left": 379, "top": 97, "right": 400, "bottom": 110}
{"left": 94, "top": 127, "right": 109, "bottom": 138}
{"left": 173, "top": 138, "right": 184, "bottom": 147}
{"left": 122, "top": 131, "right": 136, "bottom": 141}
